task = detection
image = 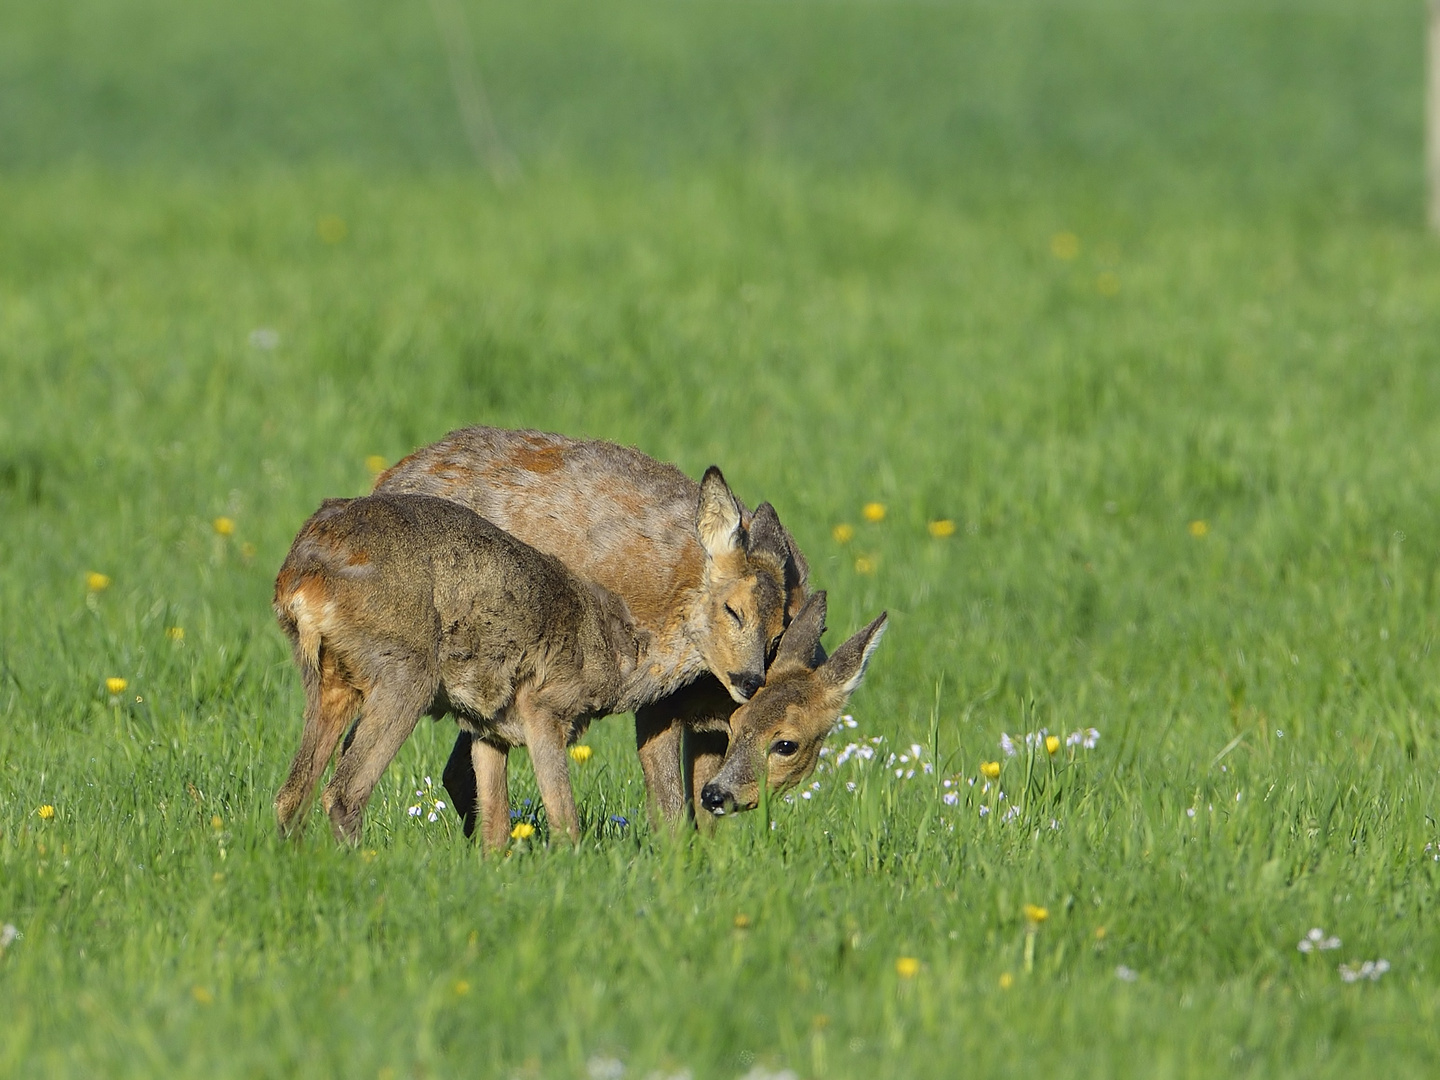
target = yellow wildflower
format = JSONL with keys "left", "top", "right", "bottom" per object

{"left": 86, "top": 572, "right": 111, "bottom": 592}
{"left": 568, "top": 745, "right": 593, "bottom": 764}
{"left": 192, "top": 986, "right": 213, "bottom": 1005}
{"left": 980, "top": 761, "right": 1001, "bottom": 780}
{"left": 854, "top": 556, "right": 875, "bottom": 575}
{"left": 213, "top": 517, "right": 235, "bottom": 537}
{"left": 37, "top": 805, "right": 55, "bottom": 821}
{"left": 1050, "top": 232, "right": 1080, "bottom": 260}
{"left": 166, "top": 626, "right": 185, "bottom": 642}
{"left": 1188, "top": 520, "right": 1209, "bottom": 538}
{"left": 106, "top": 677, "right": 128, "bottom": 695}
{"left": 734, "top": 914, "right": 751, "bottom": 930}
{"left": 453, "top": 980, "right": 470, "bottom": 996}
{"left": 927, "top": 519, "right": 956, "bottom": 538}
{"left": 317, "top": 215, "right": 348, "bottom": 244}
{"left": 365, "top": 455, "right": 388, "bottom": 475}
{"left": 862, "top": 502, "right": 886, "bottom": 523}
{"left": 895, "top": 957, "right": 920, "bottom": 979}
{"left": 832, "top": 523, "right": 855, "bottom": 543}
{"left": 1023, "top": 904, "right": 1049, "bottom": 925}
{"left": 510, "top": 822, "right": 535, "bottom": 840}
{"left": 211, "top": 815, "right": 223, "bottom": 831}
{"left": 1045, "top": 735, "right": 1060, "bottom": 755}
{"left": 999, "top": 972, "right": 1015, "bottom": 990}
{"left": 1094, "top": 926, "right": 1107, "bottom": 941}
{"left": 212, "top": 872, "right": 224, "bottom": 883}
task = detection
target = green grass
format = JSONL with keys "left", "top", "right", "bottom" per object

{"left": 3, "top": 0, "right": 1440, "bottom": 1075}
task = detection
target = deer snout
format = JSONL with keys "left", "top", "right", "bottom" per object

{"left": 699, "top": 782, "right": 733, "bottom": 816}
{"left": 728, "top": 671, "right": 764, "bottom": 700}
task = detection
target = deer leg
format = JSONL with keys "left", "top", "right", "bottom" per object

{"left": 322, "top": 670, "right": 435, "bottom": 844}
{"left": 635, "top": 702, "right": 686, "bottom": 829}
{"left": 515, "top": 696, "right": 580, "bottom": 846}
{"left": 684, "top": 727, "right": 730, "bottom": 836}
{"left": 443, "top": 731, "right": 481, "bottom": 838}
{"left": 275, "top": 652, "right": 361, "bottom": 837}
{"left": 470, "top": 736, "right": 512, "bottom": 854}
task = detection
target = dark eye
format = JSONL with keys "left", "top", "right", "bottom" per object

{"left": 771, "top": 740, "right": 799, "bottom": 757}
{"left": 724, "top": 603, "right": 743, "bottom": 626}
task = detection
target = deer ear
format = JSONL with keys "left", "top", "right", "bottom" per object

{"left": 745, "top": 502, "right": 810, "bottom": 623}
{"left": 696, "top": 466, "right": 744, "bottom": 561}
{"left": 746, "top": 502, "right": 788, "bottom": 563}
{"left": 822, "top": 613, "right": 888, "bottom": 697}
{"left": 770, "top": 590, "right": 827, "bottom": 675}
{"left": 782, "top": 529, "right": 810, "bottom": 623}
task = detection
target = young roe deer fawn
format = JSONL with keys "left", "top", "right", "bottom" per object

{"left": 273, "top": 493, "right": 654, "bottom": 850}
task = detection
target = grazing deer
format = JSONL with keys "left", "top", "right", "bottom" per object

{"left": 272, "top": 494, "right": 654, "bottom": 851}
{"left": 697, "top": 592, "right": 888, "bottom": 817}
{"left": 372, "top": 427, "right": 811, "bottom": 828}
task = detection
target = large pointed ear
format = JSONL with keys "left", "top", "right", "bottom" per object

{"left": 696, "top": 466, "right": 744, "bottom": 561}
{"left": 822, "top": 613, "right": 888, "bottom": 697}
{"left": 745, "top": 502, "right": 810, "bottom": 623}
{"left": 770, "top": 590, "right": 827, "bottom": 676}
{"left": 746, "top": 502, "right": 789, "bottom": 565}
{"left": 782, "top": 529, "right": 810, "bottom": 623}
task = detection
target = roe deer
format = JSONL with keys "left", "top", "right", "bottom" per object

{"left": 698, "top": 592, "right": 888, "bottom": 817}
{"left": 273, "top": 494, "right": 652, "bottom": 851}
{"left": 372, "top": 427, "right": 812, "bottom": 827}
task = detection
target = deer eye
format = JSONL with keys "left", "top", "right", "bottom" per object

{"left": 771, "top": 739, "right": 799, "bottom": 757}
{"left": 724, "top": 603, "right": 743, "bottom": 626}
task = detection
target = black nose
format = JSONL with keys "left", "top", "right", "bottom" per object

{"left": 729, "top": 671, "right": 764, "bottom": 699}
{"left": 700, "top": 784, "right": 728, "bottom": 815}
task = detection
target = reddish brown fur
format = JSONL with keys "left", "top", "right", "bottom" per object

{"left": 373, "top": 427, "right": 811, "bottom": 826}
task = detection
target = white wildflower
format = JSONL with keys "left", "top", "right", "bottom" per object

{"left": 999, "top": 732, "right": 1017, "bottom": 757}
{"left": 587, "top": 1056, "right": 625, "bottom": 1080}
{"left": 1115, "top": 965, "right": 1138, "bottom": 982}
{"left": 943, "top": 792, "right": 959, "bottom": 805}
{"left": 1338, "top": 959, "right": 1389, "bottom": 983}
{"left": 1297, "top": 928, "right": 1341, "bottom": 954}
{"left": 0, "top": 924, "right": 18, "bottom": 948}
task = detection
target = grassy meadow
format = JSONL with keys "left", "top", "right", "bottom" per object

{"left": 3, "top": 0, "right": 1440, "bottom": 1075}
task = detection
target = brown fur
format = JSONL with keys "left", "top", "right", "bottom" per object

{"left": 373, "top": 427, "right": 811, "bottom": 827}
{"left": 273, "top": 494, "right": 650, "bottom": 851}
{"left": 698, "top": 592, "right": 888, "bottom": 816}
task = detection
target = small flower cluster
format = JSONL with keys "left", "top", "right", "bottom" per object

{"left": 889, "top": 743, "right": 934, "bottom": 780}
{"left": 999, "top": 727, "right": 1099, "bottom": 756}
{"left": 406, "top": 776, "right": 447, "bottom": 823}
{"left": 1297, "top": 927, "right": 1341, "bottom": 954}
{"left": 1339, "top": 959, "right": 1389, "bottom": 983}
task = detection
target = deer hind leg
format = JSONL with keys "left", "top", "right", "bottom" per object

{"left": 514, "top": 694, "right": 580, "bottom": 846}
{"left": 275, "top": 649, "right": 362, "bottom": 838}
{"left": 443, "top": 731, "right": 481, "bottom": 838}
{"left": 635, "top": 702, "right": 685, "bottom": 830}
{"left": 321, "top": 665, "right": 436, "bottom": 844}
{"left": 470, "top": 736, "right": 512, "bottom": 854}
